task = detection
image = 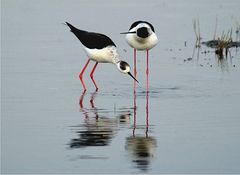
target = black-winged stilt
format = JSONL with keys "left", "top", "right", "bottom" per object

{"left": 121, "top": 21, "right": 158, "bottom": 92}
{"left": 66, "top": 22, "right": 138, "bottom": 91}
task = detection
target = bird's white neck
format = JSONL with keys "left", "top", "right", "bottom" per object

{"left": 107, "top": 46, "right": 121, "bottom": 65}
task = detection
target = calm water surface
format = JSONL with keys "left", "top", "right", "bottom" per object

{"left": 2, "top": 0, "right": 240, "bottom": 174}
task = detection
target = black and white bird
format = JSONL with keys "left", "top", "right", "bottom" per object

{"left": 121, "top": 21, "right": 158, "bottom": 92}
{"left": 65, "top": 22, "right": 138, "bottom": 92}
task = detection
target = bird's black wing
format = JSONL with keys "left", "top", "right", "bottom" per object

{"left": 66, "top": 22, "right": 116, "bottom": 49}
{"left": 83, "top": 32, "right": 116, "bottom": 49}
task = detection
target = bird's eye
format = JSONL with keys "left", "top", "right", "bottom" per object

{"left": 120, "top": 65, "right": 126, "bottom": 70}
{"left": 120, "top": 61, "right": 128, "bottom": 70}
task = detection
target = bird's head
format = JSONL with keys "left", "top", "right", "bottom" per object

{"left": 120, "top": 21, "right": 154, "bottom": 38}
{"left": 117, "top": 61, "right": 138, "bottom": 83}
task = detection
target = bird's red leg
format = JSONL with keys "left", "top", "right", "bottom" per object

{"left": 134, "top": 48, "right": 137, "bottom": 92}
{"left": 146, "top": 50, "right": 149, "bottom": 92}
{"left": 90, "top": 62, "right": 99, "bottom": 91}
{"left": 79, "top": 59, "right": 90, "bottom": 91}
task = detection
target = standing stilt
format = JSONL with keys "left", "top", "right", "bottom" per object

{"left": 121, "top": 21, "right": 158, "bottom": 92}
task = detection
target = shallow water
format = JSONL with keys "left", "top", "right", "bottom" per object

{"left": 1, "top": 0, "right": 240, "bottom": 174}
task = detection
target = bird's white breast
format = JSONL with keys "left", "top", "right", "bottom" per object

{"left": 126, "top": 33, "right": 158, "bottom": 50}
{"left": 84, "top": 46, "right": 120, "bottom": 64}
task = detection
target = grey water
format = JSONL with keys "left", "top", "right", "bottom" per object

{"left": 1, "top": 0, "right": 240, "bottom": 174}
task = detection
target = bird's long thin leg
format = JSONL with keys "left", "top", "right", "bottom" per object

{"left": 146, "top": 50, "right": 149, "bottom": 92}
{"left": 79, "top": 59, "right": 90, "bottom": 91}
{"left": 134, "top": 48, "right": 137, "bottom": 92}
{"left": 90, "top": 62, "right": 99, "bottom": 91}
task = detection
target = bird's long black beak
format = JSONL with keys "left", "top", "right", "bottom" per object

{"left": 128, "top": 72, "right": 139, "bottom": 83}
{"left": 120, "top": 31, "right": 136, "bottom": 34}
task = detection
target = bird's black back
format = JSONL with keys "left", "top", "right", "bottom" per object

{"left": 66, "top": 22, "right": 116, "bottom": 49}
{"left": 129, "top": 21, "right": 155, "bottom": 32}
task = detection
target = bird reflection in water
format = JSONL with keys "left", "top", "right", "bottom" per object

{"left": 69, "top": 91, "right": 132, "bottom": 149}
{"left": 125, "top": 91, "right": 157, "bottom": 172}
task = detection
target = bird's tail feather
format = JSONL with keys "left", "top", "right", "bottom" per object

{"left": 65, "top": 22, "right": 87, "bottom": 42}
{"left": 65, "top": 22, "right": 78, "bottom": 32}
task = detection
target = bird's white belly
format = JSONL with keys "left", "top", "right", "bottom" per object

{"left": 126, "top": 33, "right": 158, "bottom": 50}
{"left": 84, "top": 47, "right": 117, "bottom": 63}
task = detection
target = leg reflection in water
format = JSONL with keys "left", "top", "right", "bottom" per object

{"left": 70, "top": 91, "right": 115, "bottom": 148}
{"left": 125, "top": 90, "right": 157, "bottom": 172}
{"left": 79, "top": 90, "right": 88, "bottom": 118}
{"left": 69, "top": 91, "right": 133, "bottom": 150}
